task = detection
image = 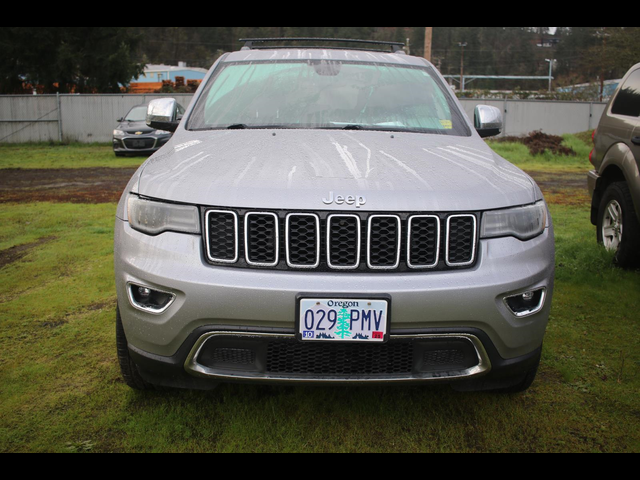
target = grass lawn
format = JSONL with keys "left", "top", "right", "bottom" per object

{"left": 0, "top": 134, "right": 639, "bottom": 453}
{"left": 0, "top": 143, "right": 145, "bottom": 169}
{"left": 486, "top": 133, "right": 594, "bottom": 173}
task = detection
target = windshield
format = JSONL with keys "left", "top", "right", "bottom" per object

{"left": 188, "top": 60, "right": 470, "bottom": 136}
{"left": 124, "top": 106, "right": 148, "bottom": 123}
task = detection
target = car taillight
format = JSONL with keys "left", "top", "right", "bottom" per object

{"left": 589, "top": 129, "right": 597, "bottom": 166}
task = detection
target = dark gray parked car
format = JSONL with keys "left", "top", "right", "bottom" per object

{"left": 112, "top": 104, "right": 184, "bottom": 157}
{"left": 114, "top": 39, "right": 555, "bottom": 393}
{"left": 588, "top": 63, "right": 640, "bottom": 268}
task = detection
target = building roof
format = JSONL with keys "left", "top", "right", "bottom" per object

{"left": 144, "top": 64, "right": 209, "bottom": 74}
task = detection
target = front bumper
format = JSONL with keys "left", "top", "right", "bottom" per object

{"left": 128, "top": 326, "right": 543, "bottom": 390}
{"left": 115, "top": 217, "right": 555, "bottom": 387}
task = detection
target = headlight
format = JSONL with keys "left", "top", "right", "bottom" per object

{"left": 113, "top": 129, "right": 126, "bottom": 137}
{"left": 154, "top": 130, "right": 170, "bottom": 136}
{"left": 127, "top": 196, "right": 201, "bottom": 236}
{"left": 481, "top": 201, "right": 547, "bottom": 241}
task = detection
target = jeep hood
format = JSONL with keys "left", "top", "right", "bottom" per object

{"left": 137, "top": 130, "right": 540, "bottom": 212}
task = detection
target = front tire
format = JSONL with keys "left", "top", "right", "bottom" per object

{"left": 597, "top": 182, "right": 640, "bottom": 269}
{"left": 116, "top": 307, "right": 153, "bottom": 390}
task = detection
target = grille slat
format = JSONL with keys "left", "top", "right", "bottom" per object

{"left": 206, "top": 211, "right": 238, "bottom": 263}
{"left": 368, "top": 215, "right": 401, "bottom": 269}
{"left": 245, "top": 213, "right": 279, "bottom": 266}
{"left": 327, "top": 215, "right": 361, "bottom": 270}
{"left": 408, "top": 216, "right": 440, "bottom": 269}
{"left": 286, "top": 214, "right": 321, "bottom": 268}
{"left": 205, "top": 209, "right": 477, "bottom": 272}
{"left": 446, "top": 215, "right": 477, "bottom": 267}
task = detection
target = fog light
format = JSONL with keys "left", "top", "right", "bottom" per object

{"left": 504, "top": 288, "right": 546, "bottom": 318}
{"left": 127, "top": 283, "right": 176, "bottom": 315}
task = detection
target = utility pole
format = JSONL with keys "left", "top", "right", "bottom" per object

{"left": 458, "top": 42, "right": 468, "bottom": 92}
{"left": 545, "top": 59, "right": 555, "bottom": 92}
{"left": 424, "top": 27, "right": 433, "bottom": 62}
{"left": 600, "top": 27, "right": 608, "bottom": 102}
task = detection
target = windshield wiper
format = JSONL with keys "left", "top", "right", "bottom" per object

{"left": 225, "top": 124, "right": 298, "bottom": 130}
{"left": 341, "top": 125, "right": 364, "bottom": 130}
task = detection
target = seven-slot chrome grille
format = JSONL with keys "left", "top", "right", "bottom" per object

{"left": 204, "top": 209, "right": 478, "bottom": 273}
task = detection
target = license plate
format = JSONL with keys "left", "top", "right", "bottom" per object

{"left": 298, "top": 297, "right": 389, "bottom": 343}
{"left": 132, "top": 140, "right": 146, "bottom": 147}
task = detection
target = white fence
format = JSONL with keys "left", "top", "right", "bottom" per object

{"left": 0, "top": 94, "right": 606, "bottom": 144}
{"left": 0, "top": 94, "right": 195, "bottom": 144}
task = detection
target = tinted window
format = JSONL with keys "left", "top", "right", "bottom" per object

{"left": 188, "top": 61, "right": 470, "bottom": 136}
{"left": 612, "top": 69, "right": 640, "bottom": 117}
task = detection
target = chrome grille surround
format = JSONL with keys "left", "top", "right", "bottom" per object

{"left": 407, "top": 215, "right": 441, "bottom": 270}
{"left": 326, "top": 214, "right": 362, "bottom": 270}
{"left": 244, "top": 212, "right": 280, "bottom": 267}
{"left": 205, "top": 210, "right": 239, "bottom": 264}
{"left": 446, "top": 214, "right": 478, "bottom": 267}
{"left": 285, "top": 213, "right": 321, "bottom": 269}
{"left": 204, "top": 208, "right": 479, "bottom": 273}
{"left": 184, "top": 331, "right": 493, "bottom": 384}
{"left": 367, "top": 215, "right": 402, "bottom": 270}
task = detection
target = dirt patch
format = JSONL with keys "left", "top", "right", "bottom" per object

{"left": 39, "top": 300, "right": 116, "bottom": 330}
{"left": 0, "top": 236, "right": 57, "bottom": 269}
{"left": 41, "top": 320, "right": 67, "bottom": 329}
{"left": 497, "top": 131, "right": 577, "bottom": 157}
{"left": 525, "top": 170, "right": 590, "bottom": 206}
{"left": 85, "top": 300, "right": 116, "bottom": 312}
{"left": 0, "top": 168, "right": 136, "bottom": 204}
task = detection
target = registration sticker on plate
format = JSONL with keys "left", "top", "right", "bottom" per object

{"left": 298, "top": 298, "right": 389, "bottom": 343}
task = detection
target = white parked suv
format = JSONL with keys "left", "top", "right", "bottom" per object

{"left": 114, "top": 39, "right": 555, "bottom": 393}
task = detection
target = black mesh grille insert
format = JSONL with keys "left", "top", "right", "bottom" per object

{"left": 447, "top": 216, "right": 476, "bottom": 265}
{"left": 369, "top": 216, "right": 400, "bottom": 268}
{"left": 266, "top": 340, "right": 414, "bottom": 376}
{"left": 287, "top": 215, "right": 319, "bottom": 267}
{"left": 207, "top": 211, "right": 237, "bottom": 262}
{"left": 212, "top": 348, "right": 256, "bottom": 365}
{"left": 124, "top": 138, "right": 155, "bottom": 150}
{"left": 422, "top": 350, "right": 467, "bottom": 368}
{"left": 246, "top": 213, "right": 278, "bottom": 265}
{"left": 409, "top": 216, "right": 439, "bottom": 268}
{"left": 328, "top": 216, "right": 360, "bottom": 268}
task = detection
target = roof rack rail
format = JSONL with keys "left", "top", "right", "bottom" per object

{"left": 239, "top": 38, "right": 406, "bottom": 54}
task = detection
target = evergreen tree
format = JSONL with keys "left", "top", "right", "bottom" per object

{"left": 0, "top": 27, "right": 144, "bottom": 94}
{"left": 335, "top": 309, "right": 352, "bottom": 340}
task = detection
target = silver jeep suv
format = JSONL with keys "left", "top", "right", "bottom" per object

{"left": 588, "top": 63, "right": 640, "bottom": 268}
{"left": 115, "top": 39, "right": 555, "bottom": 393}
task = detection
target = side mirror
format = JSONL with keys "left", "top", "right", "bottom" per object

{"left": 474, "top": 105, "right": 503, "bottom": 138}
{"left": 147, "top": 98, "right": 180, "bottom": 133}
{"left": 117, "top": 117, "right": 124, "bottom": 123}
